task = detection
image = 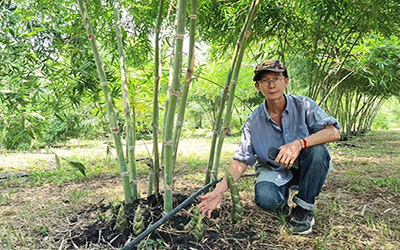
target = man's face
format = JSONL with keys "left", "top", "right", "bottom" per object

{"left": 255, "top": 72, "right": 289, "bottom": 101}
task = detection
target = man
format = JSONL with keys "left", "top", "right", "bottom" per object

{"left": 198, "top": 60, "right": 341, "bottom": 235}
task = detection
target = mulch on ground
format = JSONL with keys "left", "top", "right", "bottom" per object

{"left": 65, "top": 193, "right": 274, "bottom": 250}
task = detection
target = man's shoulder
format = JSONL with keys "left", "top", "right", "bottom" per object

{"left": 247, "top": 102, "right": 265, "bottom": 120}
{"left": 287, "top": 94, "right": 314, "bottom": 103}
{"left": 287, "top": 94, "right": 318, "bottom": 108}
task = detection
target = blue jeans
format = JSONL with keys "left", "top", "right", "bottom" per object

{"left": 254, "top": 145, "right": 331, "bottom": 211}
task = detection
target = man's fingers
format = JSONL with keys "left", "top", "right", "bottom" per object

{"left": 207, "top": 210, "right": 212, "bottom": 218}
{"left": 200, "top": 209, "right": 206, "bottom": 219}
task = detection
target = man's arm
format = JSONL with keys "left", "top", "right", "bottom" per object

{"left": 276, "top": 125, "right": 340, "bottom": 168}
{"left": 198, "top": 159, "right": 248, "bottom": 218}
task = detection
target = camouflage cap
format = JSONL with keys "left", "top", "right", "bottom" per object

{"left": 253, "top": 60, "right": 286, "bottom": 81}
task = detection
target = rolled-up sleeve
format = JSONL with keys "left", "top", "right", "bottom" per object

{"left": 233, "top": 118, "right": 257, "bottom": 166}
{"left": 304, "top": 97, "right": 341, "bottom": 133}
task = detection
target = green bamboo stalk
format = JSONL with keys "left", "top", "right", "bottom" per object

{"left": 204, "top": 1, "right": 257, "bottom": 185}
{"left": 150, "top": 0, "right": 165, "bottom": 198}
{"left": 172, "top": 0, "right": 197, "bottom": 168}
{"left": 147, "top": 158, "right": 154, "bottom": 196}
{"left": 225, "top": 165, "right": 243, "bottom": 223}
{"left": 208, "top": 0, "right": 260, "bottom": 184}
{"left": 77, "top": 0, "right": 133, "bottom": 203}
{"left": 113, "top": 0, "right": 138, "bottom": 200}
{"left": 161, "top": 0, "right": 178, "bottom": 170}
{"left": 163, "top": 0, "right": 187, "bottom": 212}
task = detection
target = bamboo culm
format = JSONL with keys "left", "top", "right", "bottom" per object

{"left": 151, "top": 0, "right": 165, "bottom": 198}
{"left": 210, "top": 0, "right": 260, "bottom": 183}
{"left": 113, "top": 0, "right": 138, "bottom": 200}
{"left": 172, "top": 0, "right": 197, "bottom": 168}
{"left": 163, "top": 0, "right": 188, "bottom": 212}
{"left": 77, "top": 0, "right": 132, "bottom": 203}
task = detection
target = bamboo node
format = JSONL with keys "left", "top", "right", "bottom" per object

{"left": 245, "top": 31, "right": 251, "bottom": 38}
{"left": 128, "top": 146, "right": 135, "bottom": 151}
{"left": 155, "top": 28, "right": 160, "bottom": 33}
{"left": 100, "top": 82, "right": 108, "bottom": 86}
{"left": 130, "top": 179, "right": 138, "bottom": 185}
{"left": 190, "top": 14, "right": 197, "bottom": 19}
{"left": 175, "top": 33, "right": 185, "bottom": 39}
{"left": 222, "top": 126, "right": 230, "bottom": 134}
{"left": 231, "top": 80, "right": 237, "bottom": 84}
{"left": 116, "top": 35, "right": 121, "bottom": 39}
{"left": 88, "top": 34, "right": 95, "bottom": 40}
{"left": 163, "top": 184, "right": 173, "bottom": 190}
{"left": 164, "top": 140, "right": 173, "bottom": 145}
{"left": 121, "top": 172, "right": 129, "bottom": 177}
{"left": 176, "top": 121, "right": 183, "bottom": 126}
{"left": 110, "top": 127, "right": 120, "bottom": 133}
{"left": 169, "top": 87, "right": 181, "bottom": 97}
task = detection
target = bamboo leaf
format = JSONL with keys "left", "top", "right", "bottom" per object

{"left": 62, "top": 158, "right": 87, "bottom": 177}
{"left": 55, "top": 154, "right": 61, "bottom": 170}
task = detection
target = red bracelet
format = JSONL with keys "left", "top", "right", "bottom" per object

{"left": 302, "top": 138, "right": 308, "bottom": 151}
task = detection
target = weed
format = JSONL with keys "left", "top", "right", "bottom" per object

{"left": 0, "top": 189, "right": 14, "bottom": 204}
{"left": 139, "top": 238, "right": 164, "bottom": 250}
{"left": 69, "top": 189, "right": 89, "bottom": 201}
{"left": 315, "top": 235, "right": 332, "bottom": 250}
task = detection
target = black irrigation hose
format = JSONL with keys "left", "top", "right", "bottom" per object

{"left": 120, "top": 178, "right": 223, "bottom": 250}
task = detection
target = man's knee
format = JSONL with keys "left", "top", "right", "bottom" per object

{"left": 254, "top": 181, "right": 286, "bottom": 212}
{"left": 301, "top": 144, "right": 330, "bottom": 168}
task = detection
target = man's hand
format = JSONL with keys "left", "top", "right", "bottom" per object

{"left": 198, "top": 191, "right": 223, "bottom": 219}
{"left": 275, "top": 140, "right": 302, "bottom": 168}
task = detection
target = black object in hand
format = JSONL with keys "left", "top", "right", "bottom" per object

{"left": 268, "top": 147, "right": 299, "bottom": 169}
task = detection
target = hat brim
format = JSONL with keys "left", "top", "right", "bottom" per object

{"left": 253, "top": 68, "right": 285, "bottom": 81}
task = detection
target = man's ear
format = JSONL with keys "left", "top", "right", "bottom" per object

{"left": 254, "top": 82, "right": 260, "bottom": 91}
{"left": 284, "top": 78, "right": 289, "bottom": 87}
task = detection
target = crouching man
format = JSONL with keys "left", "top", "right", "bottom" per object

{"left": 199, "top": 60, "right": 341, "bottom": 235}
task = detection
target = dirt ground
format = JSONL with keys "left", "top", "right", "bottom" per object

{"left": 1, "top": 131, "right": 399, "bottom": 249}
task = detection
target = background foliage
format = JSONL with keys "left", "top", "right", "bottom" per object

{"left": 1, "top": 0, "right": 400, "bottom": 150}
